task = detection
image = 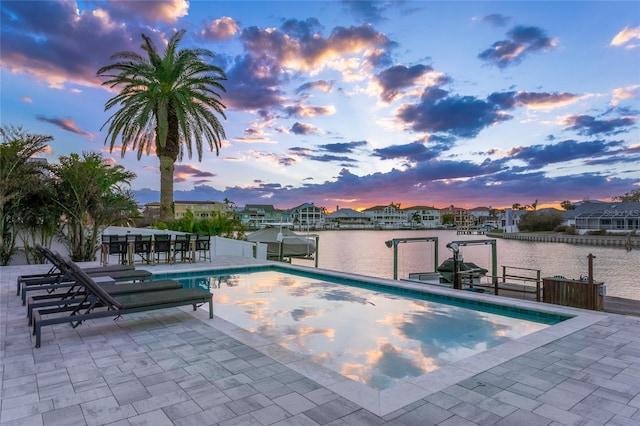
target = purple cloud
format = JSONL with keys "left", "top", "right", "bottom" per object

{"left": 375, "top": 64, "right": 441, "bottom": 103}
{"left": 397, "top": 88, "right": 512, "bottom": 138}
{"left": 508, "top": 139, "right": 623, "bottom": 167}
{"left": 478, "top": 25, "right": 557, "bottom": 68}
{"left": 563, "top": 114, "right": 636, "bottom": 136}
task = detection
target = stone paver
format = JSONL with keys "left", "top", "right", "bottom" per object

{"left": 2, "top": 257, "right": 640, "bottom": 425}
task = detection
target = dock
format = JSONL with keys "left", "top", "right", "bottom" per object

{"left": 456, "top": 226, "right": 487, "bottom": 235}
{"left": 603, "top": 296, "right": 640, "bottom": 316}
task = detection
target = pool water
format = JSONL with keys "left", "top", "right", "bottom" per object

{"left": 172, "top": 269, "right": 566, "bottom": 390}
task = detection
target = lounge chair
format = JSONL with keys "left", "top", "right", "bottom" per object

{"left": 26, "top": 279, "right": 184, "bottom": 325}
{"left": 16, "top": 259, "right": 133, "bottom": 296}
{"left": 32, "top": 259, "right": 213, "bottom": 348}
{"left": 19, "top": 246, "right": 152, "bottom": 305}
{"left": 25, "top": 251, "right": 185, "bottom": 324}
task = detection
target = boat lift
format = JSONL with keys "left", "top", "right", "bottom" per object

{"left": 446, "top": 239, "right": 497, "bottom": 289}
{"left": 385, "top": 237, "right": 439, "bottom": 280}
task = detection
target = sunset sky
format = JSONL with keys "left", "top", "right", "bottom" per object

{"left": 1, "top": 1, "right": 638, "bottom": 211}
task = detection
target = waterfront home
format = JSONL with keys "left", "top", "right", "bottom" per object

{"left": 287, "top": 202, "right": 325, "bottom": 229}
{"left": 402, "top": 205, "right": 441, "bottom": 228}
{"left": 565, "top": 201, "right": 640, "bottom": 234}
{"left": 141, "top": 200, "right": 228, "bottom": 223}
{"left": 236, "top": 204, "right": 289, "bottom": 229}
{"left": 362, "top": 204, "right": 407, "bottom": 228}
{"left": 325, "top": 207, "right": 373, "bottom": 229}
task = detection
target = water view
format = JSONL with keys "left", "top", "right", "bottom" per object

{"left": 290, "top": 230, "right": 640, "bottom": 301}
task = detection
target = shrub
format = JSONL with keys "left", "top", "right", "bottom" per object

{"left": 518, "top": 211, "right": 564, "bottom": 232}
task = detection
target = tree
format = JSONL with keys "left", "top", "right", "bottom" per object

{"left": 16, "top": 173, "right": 61, "bottom": 264}
{"left": 98, "top": 29, "right": 227, "bottom": 222}
{"left": 560, "top": 200, "right": 576, "bottom": 210}
{"left": 613, "top": 189, "right": 640, "bottom": 202}
{"left": 512, "top": 203, "right": 522, "bottom": 210}
{"left": 49, "top": 152, "right": 138, "bottom": 261}
{"left": 411, "top": 212, "right": 421, "bottom": 225}
{"left": 0, "top": 126, "right": 52, "bottom": 265}
{"left": 518, "top": 211, "right": 564, "bottom": 232}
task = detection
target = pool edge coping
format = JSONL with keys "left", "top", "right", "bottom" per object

{"left": 159, "top": 261, "right": 608, "bottom": 417}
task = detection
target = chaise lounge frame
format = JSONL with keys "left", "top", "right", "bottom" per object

{"left": 32, "top": 259, "right": 213, "bottom": 348}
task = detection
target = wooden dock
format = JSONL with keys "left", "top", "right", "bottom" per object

{"left": 603, "top": 296, "right": 640, "bottom": 317}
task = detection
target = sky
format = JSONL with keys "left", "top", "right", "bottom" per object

{"left": 1, "top": 1, "right": 639, "bottom": 212}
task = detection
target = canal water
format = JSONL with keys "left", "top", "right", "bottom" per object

{"left": 291, "top": 230, "right": 640, "bottom": 301}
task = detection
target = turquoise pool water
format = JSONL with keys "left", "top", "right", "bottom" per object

{"left": 156, "top": 266, "right": 569, "bottom": 390}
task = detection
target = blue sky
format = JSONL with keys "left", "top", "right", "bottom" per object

{"left": 1, "top": 1, "right": 638, "bottom": 211}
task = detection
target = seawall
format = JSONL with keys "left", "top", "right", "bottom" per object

{"left": 487, "top": 232, "right": 638, "bottom": 248}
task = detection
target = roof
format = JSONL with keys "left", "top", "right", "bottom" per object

{"left": 568, "top": 201, "right": 640, "bottom": 219}
{"left": 288, "top": 202, "right": 321, "bottom": 211}
{"left": 240, "top": 204, "right": 282, "bottom": 212}
{"left": 174, "top": 200, "right": 220, "bottom": 205}
{"left": 326, "top": 208, "right": 369, "bottom": 219}
{"left": 403, "top": 206, "right": 439, "bottom": 211}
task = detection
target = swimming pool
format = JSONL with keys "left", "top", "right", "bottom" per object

{"left": 156, "top": 266, "right": 570, "bottom": 391}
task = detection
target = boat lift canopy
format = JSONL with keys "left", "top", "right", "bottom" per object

{"left": 446, "top": 239, "right": 498, "bottom": 286}
{"left": 386, "top": 237, "right": 497, "bottom": 282}
{"left": 385, "top": 237, "right": 439, "bottom": 280}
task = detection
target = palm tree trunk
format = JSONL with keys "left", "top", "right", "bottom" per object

{"left": 159, "top": 155, "right": 175, "bottom": 222}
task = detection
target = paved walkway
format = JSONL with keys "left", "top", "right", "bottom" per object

{"left": 1, "top": 257, "right": 640, "bottom": 425}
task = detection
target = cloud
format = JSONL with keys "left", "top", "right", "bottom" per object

{"left": 224, "top": 55, "right": 287, "bottom": 110}
{"left": 133, "top": 162, "right": 636, "bottom": 211}
{"left": 200, "top": 17, "right": 240, "bottom": 40}
{"left": 372, "top": 141, "right": 445, "bottom": 162}
{"left": 396, "top": 88, "right": 512, "bottom": 138}
{"left": 611, "top": 26, "right": 640, "bottom": 49}
{"left": 238, "top": 20, "right": 392, "bottom": 74}
{"left": 611, "top": 85, "right": 640, "bottom": 106}
{"left": 317, "top": 141, "right": 368, "bottom": 154}
{"left": 374, "top": 64, "right": 444, "bottom": 103}
{"left": 562, "top": 114, "right": 636, "bottom": 136}
{"left": 283, "top": 104, "right": 336, "bottom": 118}
{"left": 584, "top": 144, "right": 640, "bottom": 166}
{"left": 295, "top": 80, "right": 334, "bottom": 94}
{"left": 291, "top": 122, "right": 320, "bottom": 135}
{"left": 289, "top": 145, "right": 360, "bottom": 166}
{"left": 107, "top": 0, "right": 189, "bottom": 24}
{"left": 478, "top": 25, "right": 557, "bottom": 68}
{"left": 477, "top": 14, "right": 511, "bottom": 28}
{"left": 342, "top": 0, "right": 389, "bottom": 23}
{"left": 35, "top": 115, "right": 94, "bottom": 138}
{"left": 507, "top": 139, "right": 624, "bottom": 167}
{"left": 174, "top": 164, "right": 216, "bottom": 183}
{"left": 511, "top": 91, "right": 580, "bottom": 109}
{"left": 0, "top": 2, "right": 143, "bottom": 88}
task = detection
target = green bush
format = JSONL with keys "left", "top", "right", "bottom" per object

{"left": 153, "top": 210, "right": 247, "bottom": 239}
{"left": 518, "top": 211, "right": 564, "bottom": 232}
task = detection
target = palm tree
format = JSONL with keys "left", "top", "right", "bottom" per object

{"left": 97, "top": 30, "right": 227, "bottom": 222}
{"left": 0, "top": 126, "right": 52, "bottom": 265}
{"left": 49, "top": 152, "right": 138, "bottom": 261}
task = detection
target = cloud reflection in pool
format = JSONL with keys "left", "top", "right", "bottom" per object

{"left": 182, "top": 270, "right": 550, "bottom": 390}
